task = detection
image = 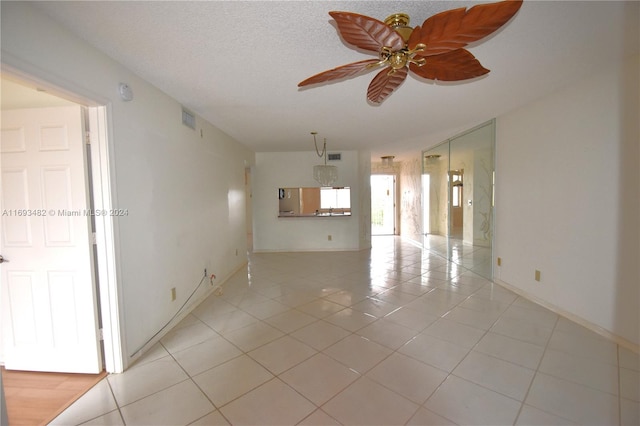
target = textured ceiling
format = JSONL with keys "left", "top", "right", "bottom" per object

{"left": 31, "top": 1, "right": 639, "bottom": 160}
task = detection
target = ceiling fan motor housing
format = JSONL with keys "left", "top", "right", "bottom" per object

{"left": 384, "top": 13, "right": 413, "bottom": 42}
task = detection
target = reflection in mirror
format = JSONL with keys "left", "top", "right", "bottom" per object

{"left": 422, "top": 120, "right": 494, "bottom": 279}
{"left": 278, "top": 187, "right": 351, "bottom": 217}
{"left": 422, "top": 142, "right": 449, "bottom": 238}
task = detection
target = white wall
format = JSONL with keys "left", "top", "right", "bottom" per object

{"left": 495, "top": 54, "right": 639, "bottom": 346}
{"left": 1, "top": 3, "right": 255, "bottom": 368}
{"left": 358, "top": 150, "right": 372, "bottom": 248}
{"left": 253, "top": 151, "right": 368, "bottom": 251}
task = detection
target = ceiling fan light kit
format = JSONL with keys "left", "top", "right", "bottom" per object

{"left": 299, "top": 0, "right": 523, "bottom": 104}
{"left": 381, "top": 156, "right": 395, "bottom": 167}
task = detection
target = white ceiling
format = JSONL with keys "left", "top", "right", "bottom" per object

{"left": 31, "top": 1, "right": 639, "bottom": 160}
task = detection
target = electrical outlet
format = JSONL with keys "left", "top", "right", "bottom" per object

{"left": 328, "top": 235, "right": 332, "bottom": 241}
{"left": 535, "top": 270, "right": 541, "bottom": 282}
{"left": 170, "top": 287, "right": 177, "bottom": 301}
{"left": 497, "top": 257, "right": 502, "bottom": 266}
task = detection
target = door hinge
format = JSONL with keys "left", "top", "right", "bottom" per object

{"left": 91, "top": 232, "right": 97, "bottom": 245}
{"left": 85, "top": 131, "right": 91, "bottom": 145}
{"left": 98, "top": 328, "right": 104, "bottom": 341}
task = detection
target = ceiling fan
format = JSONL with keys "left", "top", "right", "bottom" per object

{"left": 298, "top": 0, "right": 523, "bottom": 104}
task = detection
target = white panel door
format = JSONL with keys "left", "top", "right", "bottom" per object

{"left": 1, "top": 106, "right": 102, "bottom": 373}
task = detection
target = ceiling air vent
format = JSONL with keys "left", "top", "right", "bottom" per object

{"left": 181, "top": 107, "right": 196, "bottom": 130}
{"left": 327, "top": 153, "right": 341, "bottom": 161}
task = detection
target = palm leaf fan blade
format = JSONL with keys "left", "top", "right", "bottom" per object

{"left": 298, "top": 59, "right": 381, "bottom": 87}
{"left": 408, "top": 0, "right": 523, "bottom": 56}
{"left": 367, "top": 67, "right": 408, "bottom": 104}
{"left": 329, "top": 11, "right": 404, "bottom": 53}
{"left": 409, "top": 49, "right": 489, "bottom": 81}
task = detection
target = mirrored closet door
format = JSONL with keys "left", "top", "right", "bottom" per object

{"left": 422, "top": 120, "right": 495, "bottom": 279}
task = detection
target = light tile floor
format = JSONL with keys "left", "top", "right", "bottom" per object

{"left": 52, "top": 237, "right": 639, "bottom": 425}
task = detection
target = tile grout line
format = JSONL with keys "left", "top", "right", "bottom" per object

{"left": 617, "top": 344, "right": 622, "bottom": 426}
{"left": 70, "top": 238, "right": 632, "bottom": 425}
{"left": 410, "top": 273, "right": 522, "bottom": 423}
{"left": 512, "top": 312, "right": 564, "bottom": 425}
{"left": 160, "top": 340, "right": 228, "bottom": 424}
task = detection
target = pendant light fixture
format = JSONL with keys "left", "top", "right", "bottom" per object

{"left": 311, "top": 132, "right": 338, "bottom": 187}
{"left": 381, "top": 155, "right": 395, "bottom": 167}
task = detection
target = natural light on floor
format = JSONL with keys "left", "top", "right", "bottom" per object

{"left": 52, "top": 236, "right": 639, "bottom": 425}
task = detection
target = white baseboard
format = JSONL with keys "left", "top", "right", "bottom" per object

{"left": 252, "top": 247, "right": 360, "bottom": 253}
{"left": 495, "top": 279, "right": 639, "bottom": 355}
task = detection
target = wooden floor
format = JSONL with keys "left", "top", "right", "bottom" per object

{"left": 1, "top": 367, "right": 106, "bottom": 426}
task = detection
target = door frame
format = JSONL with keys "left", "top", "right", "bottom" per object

{"left": 2, "top": 63, "right": 124, "bottom": 373}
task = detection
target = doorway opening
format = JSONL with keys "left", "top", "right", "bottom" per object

{"left": 449, "top": 169, "right": 464, "bottom": 239}
{"left": 0, "top": 74, "right": 121, "bottom": 374}
{"left": 245, "top": 167, "right": 253, "bottom": 253}
{"left": 371, "top": 174, "right": 396, "bottom": 235}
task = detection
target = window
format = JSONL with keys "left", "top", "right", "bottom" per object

{"left": 450, "top": 171, "right": 463, "bottom": 208}
{"left": 320, "top": 187, "right": 350, "bottom": 209}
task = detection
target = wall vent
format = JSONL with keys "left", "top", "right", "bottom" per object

{"left": 327, "top": 153, "right": 341, "bottom": 161}
{"left": 181, "top": 107, "right": 196, "bottom": 130}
